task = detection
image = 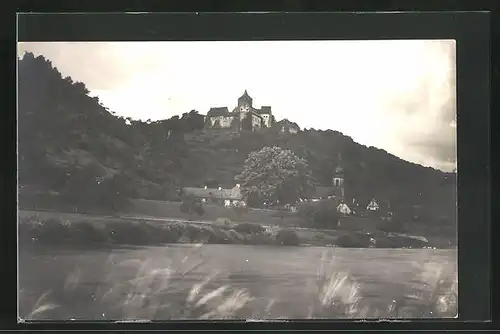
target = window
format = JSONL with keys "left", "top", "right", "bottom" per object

{"left": 335, "top": 179, "right": 340, "bottom": 187}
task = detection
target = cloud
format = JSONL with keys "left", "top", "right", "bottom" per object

{"left": 381, "top": 40, "right": 457, "bottom": 170}
{"left": 17, "top": 42, "right": 163, "bottom": 90}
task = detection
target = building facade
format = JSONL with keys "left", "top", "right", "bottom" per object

{"left": 274, "top": 119, "right": 301, "bottom": 134}
{"left": 204, "top": 90, "right": 274, "bottom": 132}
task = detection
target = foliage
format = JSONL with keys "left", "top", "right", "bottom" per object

{"left": 378, "top": 218, "right": 407, "bottom": 233}
{"left": 271, "top": 207, "right": 297, "bottom": 223}
{"left": 17, "top": 52, "right": 204, "bottom": 203}
{"left": 335, "top": 233, "right": 372, "bottom": 248}
{"left": 232, "top": 202, "right": 249, "bottom": 220}
{"left": 180, "top": 196, "right": 205, "bottom": 217}
{"left": 235, "top": 146, "right": 314, "bottom": 207}
{"left": 58, "top": 167, "right": 133, "bottom": 213}
{"left": 233, "top": 222, "right": 266, "bottom": 234}
{"left": 275, "top": 229, "right": 300, "bottom": 246}
{"left": 298, "top": 201, "right": 340, "bottom": 229}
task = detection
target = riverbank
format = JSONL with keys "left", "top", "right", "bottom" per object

{"left": 18, "top": 212, "right": 453, "bottom": 249}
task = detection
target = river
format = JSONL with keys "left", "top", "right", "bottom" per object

{"left": 19, "top": 244, "right": 457, "bottom": 320}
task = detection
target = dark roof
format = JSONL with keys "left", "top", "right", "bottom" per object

{"left": 238, "top": 90, "right": 252, "bottom": 101}
{"left": 183, "top": 186, "right": 243, "bottom": 200}
{"left": 207, "top": 107, "right": 230, "bottom": 117}
{"left": 259, "top": 106, "right": 272, "bottom": 114}
{"left": 250, "top": 108, "right": 264, "bottom": 118}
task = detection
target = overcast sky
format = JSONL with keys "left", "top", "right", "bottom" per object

{"left": 17, "top": 40, "right": 457, "bottom": 172}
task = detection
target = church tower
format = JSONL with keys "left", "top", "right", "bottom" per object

{"left": 333, "top": 152, "right": 345, "bottom": 199}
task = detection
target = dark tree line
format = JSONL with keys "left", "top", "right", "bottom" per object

{"left": 18, "top": 52, "right": 205, "bottom": 209}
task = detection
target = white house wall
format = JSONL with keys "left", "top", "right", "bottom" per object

{"left": 261, "top": 114, "right": 271, "bottom": 127}
{"left": 252, "top": 114, "right": 262, "bottom": 129}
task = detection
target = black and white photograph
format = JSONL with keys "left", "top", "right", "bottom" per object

{"left": 18, "top": 39, "right": 458, "bottom": 320}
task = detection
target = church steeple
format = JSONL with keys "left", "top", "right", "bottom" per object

{"left": 333, "top": 152, "right": 345, "bottom": 198}
{"left": 334, "top": 152, "right": 344, "bottom": 176}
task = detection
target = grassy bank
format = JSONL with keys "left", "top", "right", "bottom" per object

{"left": 19, "top": 212, "right": 445, "bottom": 249}
{"left": 19, "top": 214, "right": 301, "bottom": 247}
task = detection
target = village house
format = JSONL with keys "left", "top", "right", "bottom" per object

{"left": 182, "top": 184, "right": 246, "bottom": 208}
{"left": 366, "top": 198, "right": 380, "bottom": 212}
{"left": 204, "top": 90, "right": 274, "bottom": 132}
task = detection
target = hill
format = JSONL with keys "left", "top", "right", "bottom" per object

{"left": 17, "top": 52, "right": 456, "bottom": 227}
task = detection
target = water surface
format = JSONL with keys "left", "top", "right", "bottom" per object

{"left": 19, "top": 244, "right": 457, "bottom": 320}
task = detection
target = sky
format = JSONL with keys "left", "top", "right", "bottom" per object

{"left": 17, "top": 40, "right": 457, "bottom": 172}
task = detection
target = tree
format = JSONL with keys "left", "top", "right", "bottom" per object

{"left": 204, "top": 178, "right": 219, "bottom": 188}
{"left": 181, "top": 110, "right": 204, "bottom": 132}
{"left": 232, "top": 201, "right": 249, "bottom": 220}
{"left": 180, "top": 195, "right": 205, "bottom": 220}
{"left": 298, "top": 201, "right": 340, "bottom": 229}
{"left": 235, "top": 146, "right": 314, "bottom": 207}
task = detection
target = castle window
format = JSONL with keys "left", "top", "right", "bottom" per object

{"left": 335, "top": 179, "right": 340, "bottom": 187}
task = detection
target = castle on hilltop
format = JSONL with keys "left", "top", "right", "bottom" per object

{"left": 204, "top": 90, "right": 275, "bottom": 132}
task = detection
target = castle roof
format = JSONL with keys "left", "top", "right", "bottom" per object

{"left": 259, "top": 106, "right": 272, "bottom": 114}
{"left": 238, "top": 90, "right": 252, "bottom": 102}
{"left": 207, "top": 107, "right": 230, "bottom": 117}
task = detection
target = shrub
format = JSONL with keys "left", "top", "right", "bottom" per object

{"left": 196, "top": 226, "right": 219, "bottom": 243}
{"left": 157, "top": 222, "right": 184, "bottom": 243}
{"left": 180, "top": 197, "right": 205, "bottom": 218}
{"left": 298, "top": 201, "right": 340, "bottom": 229}
{"left": 275, "top": 229, "right": 300, "bottom": 246}
{"left": 106, "top": 222, "right": 155, "bottom": 245}
{"left": 234, "top": 222, "right": 265, "bottom": 234}
{"left": 179, "top": 224, "right": 219, "bottom": 243}
{"left": 225, "top": 229, "right": 245, "bottom": 243}
{"left": 194, "top": 204, "right": 205, "bottom": 216}
{"left": 215, "top": 217, "right": 232, "bottom": 227}
{"left": 378, "top": 218, "right": 406, "bottom": 233}
{"left": 19, "top": 216, "right": 73, "bottom": 244}
{"left": 36, "top": 218, "right": 73, "bottom": 243}
{"left": 207, "top": 227, "right": 231, "bottom": 244}
{"left": 335, "top": 233, "right": 372, "bottom": 248}
{"left": 243, "top": 232, "right": 273, "bottom": 245}
{"left": 232, "top": 205, "right": 249, "bottom": 220}
{"left": 71, "top": 221, "right": 108, "bottom": 244}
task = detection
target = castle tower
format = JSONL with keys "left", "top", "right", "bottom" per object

{"left": 333, "top": 152, "right": 345, "bottom": 199}
{"left": 238, "top": 90, "right": 253, "bottom": 112}
{"left": 237, "top": 90, "right": 254, "bottom": 131}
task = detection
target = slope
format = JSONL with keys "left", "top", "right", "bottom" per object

{"left": 17, "top": 52, "right": 456, "bottom": 227}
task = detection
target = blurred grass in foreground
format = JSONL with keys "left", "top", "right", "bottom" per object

{"left": 20, "top": 244, "right": 457, "bottom": 321}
